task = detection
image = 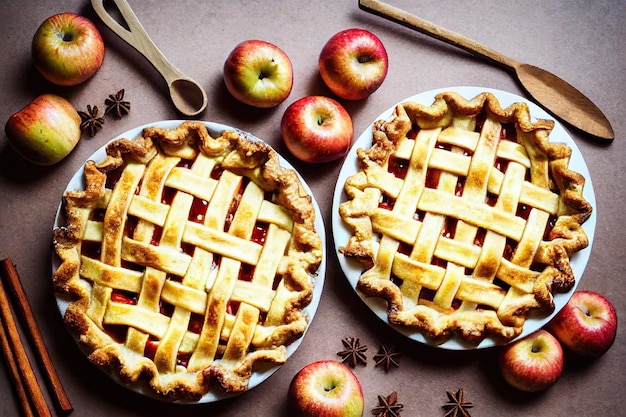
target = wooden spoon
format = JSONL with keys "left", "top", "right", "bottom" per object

{"left": 359, "top": 0, "right": 614, "bottom": 141}
{"left": 92, "top": 0, "right": 208, "bottom": 117}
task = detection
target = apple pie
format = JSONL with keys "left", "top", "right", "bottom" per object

{"left": 53, "top": 121, "right": 323, "bottom": 400}
{"left": 338, "top": 92, "right": 592, "bottom": 345}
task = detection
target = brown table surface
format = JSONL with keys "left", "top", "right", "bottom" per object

{"left": 1, "top": 1, "right": 624, "bottom": 416}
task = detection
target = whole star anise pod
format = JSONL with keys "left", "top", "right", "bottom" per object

{"left": 78, "top": 105, "right": 104, "bottom": 137}
{"left": 337, "top": 337, "right": 367, "bottom": 368}
{"left": 372, "top": 391, "right": 403, "bottom": 417}
{"left": 442, "top": 388, "right": 474, "bottom": 417}
{"left": 373, "top": 344, "right": 401, "bottom": 372}
{"left": 104, "top": 89, "right": 131, "bottom": 119}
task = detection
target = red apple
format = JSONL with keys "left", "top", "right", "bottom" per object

{"left": 5, "top": 94, "right": 81, "bottom": 165}
{"left": 223, "top": 40, "right": 293, "bottom": 108}
{"left": 32, "top": 13, "right": 105, "bottom": 86}
{"left": 499, "top": 330, "right": 564, "bottom": 392}
{"left": 319, "top": 28, "right": 388, "bottom": 100}
{"left": 287, "top": 360, "right": 364, "bottom": 417}
{"left": 547, "top": 290, "right": 618, "bottom": 357}
{"left": 281, "top": 96, "right": 353, "bottom": 163}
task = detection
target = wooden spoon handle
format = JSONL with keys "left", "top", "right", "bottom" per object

{"left": 359, "top": 0, "right": 520, "bottom": 70}
{"left": 91, "top": 0, "right": 183, "bottom": 83}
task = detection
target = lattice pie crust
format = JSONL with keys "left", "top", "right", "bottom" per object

{"left": 53, "top": 121, "right": 322, "bottom": 400}
{"left": 338, "top": 92, "right": 592, "bottom": 345}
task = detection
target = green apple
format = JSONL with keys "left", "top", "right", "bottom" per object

{"left": 32, "top": 13, "right": 105, "bottom": 86}
{"left": 5, "top": 94, "right": 82, "bottom": 166}
{"left": 223, "top": 39, "right": 293, "bottom": 108}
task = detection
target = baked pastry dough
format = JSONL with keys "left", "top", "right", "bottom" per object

{"left": 53, "top": 121, "right": 322, "bottom": 400}
{"left": 338, "top": 92, "right": 592, "bottom": 345}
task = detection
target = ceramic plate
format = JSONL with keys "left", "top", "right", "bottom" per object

{"left": 332, "top": 86, "right": 596, "bottom": 350}
{"left": 52, "top": 120, "right": 326, "bottom": 403}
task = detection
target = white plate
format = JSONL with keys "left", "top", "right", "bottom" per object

{"left": 52, "top": 120, "right": 326, "bottom": 403}
{"left": 332, "top": 86, "right": 596, "bottom": 350}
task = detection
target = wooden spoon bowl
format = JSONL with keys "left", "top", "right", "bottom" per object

{"left": 91, "top": 0, "right": 208, "bottom": 117}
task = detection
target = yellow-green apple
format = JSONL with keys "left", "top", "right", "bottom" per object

{"left": 5, "top": 94, "right": 81, "bottom": 165}
{"left": 499, "top": 330, "right": 564, "bottom": 392}
{"left": 223, "top": 40, "right": 293, "bottom": 108}
{"left": 32, "top": 13, "right": 105, "bottom": 86}
{"left": 547, "top": 290, "right": 617, "bottom": 357}
{"left": 281, "top": 96, "right": 353, "bottom": 163}
{"left": 287, "top": 360, "right": 364, "bottom": 417}
{"left": 319, "top": 28, "right": 388, "bottom": 100}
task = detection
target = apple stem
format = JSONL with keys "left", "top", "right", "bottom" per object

{"left": 575, "top": 304, "right": 591, "bottom": 317}
{"left": 57, "top": 28, "right": 75, "bottom": 42}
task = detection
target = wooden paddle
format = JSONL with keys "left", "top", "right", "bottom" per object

{"left": 359, "top": 0, "right": 614, "bottom": 141}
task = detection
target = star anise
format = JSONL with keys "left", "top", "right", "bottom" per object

{"left": 337, "top": 337, "right": 367, "bottom": 368}
{"left": 104, "top": 89, "right": 131, "bottom": 119}
{"left": 373, "top": 344, "right": 401, "bottom": 372}
{"left": 442, "top": 388, "right": 474, "bottom": 417}
{"left": 372, "top": 391, "right": 403, "bottom": 417}
{"left": 78, "top": 104, "right": 104, "bottom": 137}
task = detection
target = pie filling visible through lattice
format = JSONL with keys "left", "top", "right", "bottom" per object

{"left": 338, "top": 92, "right": 592, "bottom": 345}
{"left": 53, "top": 121, "right": 323, "bottom": 400}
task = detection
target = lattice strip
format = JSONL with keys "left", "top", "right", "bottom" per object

{"left": 188, "top": 257, "right": 240, "bottom": 371}
{"left": 87, "top": 163, "right": 145, "bottom": 328}
{"left": 222, "top": 303, "right": 259, "bottom": 365}
{"left": 258, "top": 200, "right": 294, "bottom": 231}
{"left": 432, "top": 263, "right": 464, "bottom": 310}
{"left": 367, "top": 167, "right": 404, "bottom": 198}
{"left": 121, "top": 237, "right": 191, "bottom": 276}
{"left": 419, "top": 189, "right": 526, "bottom": 239}
{"left": 473, "top": 162, "right": 525, "bottom": 280}
{"left": 371, "top": 208, "right": 421, "bottom": 245}
{"left": 183, "top": 222, "right": 262, "bottom": 265}
{"left": 154, "top": 308, "right": 191, "bottom": 372}
{"left": 205, "top": 170, "right": 241, "bottom": 231}
{"left": 79, "top": 257, "right": 142, "bottom": 292}
{"left": 252, "top": 224, "right": 291, "bottom": 287}
{"left": 132, "top": 154, "right": 180, "bottom": 243}
{"left": 165, "top": 167, "right": 217, "bottom": 202}
{"left": 231, "top": 281, "right": 275, "bottom": 312}
{"left": 393, "top": 128, "right": 440, "bottom": 215}
{"left": 392, "top": 254, "right": 445, "bottom": 291}
{"left": 102, "top": 163, "right": 145, "bottom": 265}
{"left": 125, "top": 154, "right": 179, "bottom": 356}
{"left": 161, "top": 280, "right": 207, "bottom": 314}
{"left": 229, "top": 181, "right": 264, "bottom": 239}
{"left": 83, "top": 220, "right": 104, "bottom": 241}
{"left": 128, "top": 196, "right": 169, "bottom": 227}
{"left": 152, "top": 153, "right": 225, "bottom": 372}
{"left": 104, "top": 302, "right": 170, "bottom": 338}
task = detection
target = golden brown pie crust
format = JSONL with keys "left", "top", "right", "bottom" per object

{"left": 53, "top": 121, "right": 322, "bottom": 400}
{"left": 338, "top": 92, "right": 592, "bottom": 345}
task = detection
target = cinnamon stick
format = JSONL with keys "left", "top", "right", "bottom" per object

{"left": 0, "top": 257, "right": 73, "bottom": 414}
{"left": 0, "top": 276, "right": 51, "bottom": 417}
{"left": 0, "top": 317, "right": 35, "bottom": 417}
